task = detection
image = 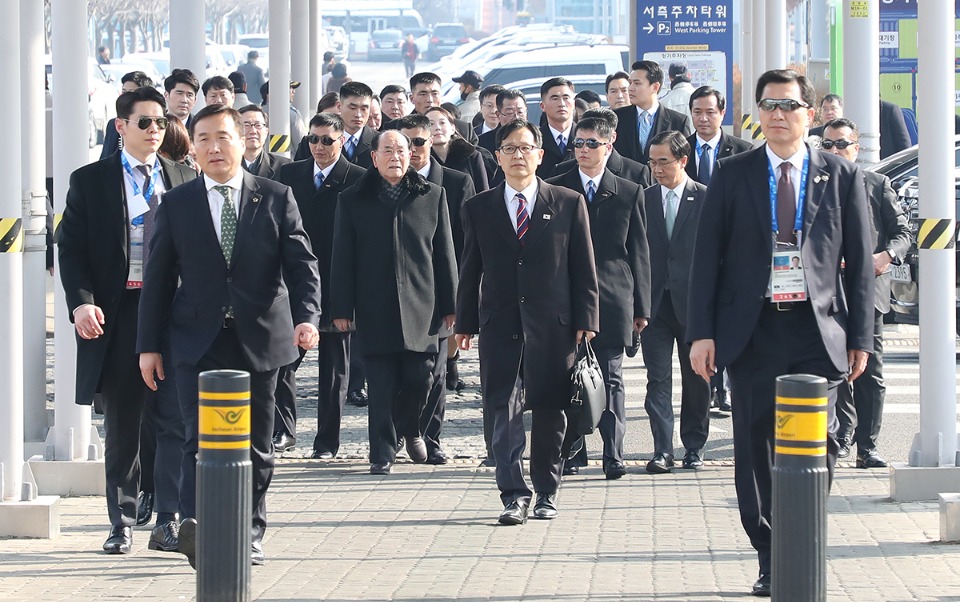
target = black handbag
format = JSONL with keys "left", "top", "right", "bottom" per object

{"left": 568, "top": 339, "right": 606, "bottom": 437}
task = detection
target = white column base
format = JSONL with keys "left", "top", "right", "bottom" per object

{"left": 889, "top": 463, "right": 960, "bottom": 502}
{"left": 28, "top": 456, "right": 104, "bottom": 496}
{"left": 940, "top": 493, "right": 960, "bottom": 542}
{"left": 0, "top": 495, "right": 60, "bottom": 538}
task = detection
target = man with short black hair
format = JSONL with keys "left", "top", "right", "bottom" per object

{"left": 238, "top": 105, "right": 290, "bottom": 180}
{"left": 660, "top": 63, "right": 695, "bottom": 120}
{"left": 164, "top": 69, "right": 200, "bottom": 127}
{"left": 101, "top": 71, "right": 156, "bottom": 159}
{"left": 408, "top": 72, "right": 478, "bottom": 144}
{"left": 537, "top": 77, "right": 576, "bottom": 178}
{"left": 477, "top": 88, "right": 527, "bottom": 153}
{"left": 368, "top": 95, "right": 383, "bottom": 130}
{"left": 238, "top": 50, "right": 266, "bottom": 104}
{"left": 380, "top": 84, "right": 410, "bottom": 121}
{"left": 553, "top": 108, "right": 652, "bottom": 188}
{"left": 476, "top": 84, "right": 505, "bottom": 136}
{"left": 605, "top": 71, "right": 630, "bottom": 110}
{"left": 229, "top": 71, "right": 251, "bottom": 108}
{"left": 808, "top": 94, "right": 843, "bottom": 138}
{"left": 202, "top": 75, "right": 235, "bottom": 107}
{"left": 613, "top": 60, "right": 692, "bottom": 164}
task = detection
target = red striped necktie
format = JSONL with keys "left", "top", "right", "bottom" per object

{"left": 516, "top": 192, "right": 529, "bottom": 245}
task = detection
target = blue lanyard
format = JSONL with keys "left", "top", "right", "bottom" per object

{"left": 120, "top": 153, "right": 159, "bottom": 226}
{"left": 767, "top": 153, "right": 809, "bottom": 236}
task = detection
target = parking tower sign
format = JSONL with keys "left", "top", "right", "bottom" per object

{"left": 635, "top": 1, "right": 734, "bottom": 125}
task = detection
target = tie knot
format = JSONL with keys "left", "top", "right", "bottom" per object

{"left": 136, "top": 164, "right": 152, "bottom": 178}
{"left": 780, "top": 162, "right": 791, "bottom": 177}
{"left": 701, "top": 143, "right": 710, "bottom": 154}
{"left": 516, "top": 192, "right": 526, "bottom": 204}
{"left": 666, "top": 189, "right": 677, "bottom": 202}
{"left": 214, "top": 185, "right": 233, "bottom": 201}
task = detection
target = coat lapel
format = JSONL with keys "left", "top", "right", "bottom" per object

{"left": 802, "top": 146, "right": 830, "bottom": 238}
{"left": 646, "top": 184, "right": 668, "bottom": 247}
{"left": 522, "top": 180, "right": 557, "bottom": 252}
{"left": 105, "top": 154, "right": 128, "bottom": 258}
{"left": 490, "top": 183, "right": 521, "bottom": 250}
{"left": 671, "top": 179, "right": 698, "bottom": 241}
{"left": 232, "top": 171, "right": 263, "bottom": 261}
{"left": 593, "top": 168, "right": 618, "bottom": 206}
{"left": 747, "top": 146, "right": 773, "bottom": 237}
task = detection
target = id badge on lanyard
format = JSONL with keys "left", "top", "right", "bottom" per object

{"left": 768, "top": 155, "right": 809, "bottom": 303}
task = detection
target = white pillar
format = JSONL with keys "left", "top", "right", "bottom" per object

{"left": 0, "top": 0, "right": 24, "bottom": 502}
{"left": 766, "top": 0, "right": 788, "bottom": 69}
{"left": 752, "top": 0, "right": 767, "bottom": 77}
{"left": 810, "top": 0, "right": 831, "bottom": 60}
{"left": 169, "top": 0, "right": 206, "bottom": 101}
{"left": 290, "top": 0, "right": 311, "bottom": 120}
{"left": 20, "top": 0, "right": 47, "bottom": 444}
{"left": 269, "top": 0, "right": 292, "bottom": 156}
{"left": 915, "top": 0, "right": 958, "bottom": 468}
{"left": 309, "top": 1, "right": 324, "bottom": 110}
{"left": 51, "top": 0, "right": 91, "bottom": 462}
{"left": 842, "top": 0, "right": 880, "bottom": 165}
{"left": 741, "top": 0, "right": 755, "bottom": 124}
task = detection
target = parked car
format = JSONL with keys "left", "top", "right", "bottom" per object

{"left": 367, "top": 29, "right": 404, "bottom": 62}
{"left": 427, "top": 23, "right": 469, "bottom": 61}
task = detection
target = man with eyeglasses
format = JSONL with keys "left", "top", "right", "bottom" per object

{"left": 536, "top": 77, "right": 577, "bottom": 179}
{"left": 456, "top": 119, "right": 599, "bottom": 525}
{"left": 546, "top": 116, "right": 650, "bottom": 480}
{"left": 613, "top": 60, "right": 693, "bottom": 165}
{"left": 822, "top": 117, "right": 910, "bottom": 470}
{"left": 330, "top": 130, "right": 458, "bottom": 475}
{"left": 274, "top": 112, "right": 366, "bottom": 460}
{"left": 399, "top": 113, "right": 477, "bottom": 465}
{"left": 476, "top": 84, "right": 505, "bottom": 137}
{"left": 477, "top": 88, "right": 527, "bottom": 154}
{"left": 59, "top": 86, "right": 198, "bottom": 556}
{"left": 687, "top": 69, "right": 874, "bottom": 597}
{"left": 238, "top": 105, "right": 290, "bottom": 181}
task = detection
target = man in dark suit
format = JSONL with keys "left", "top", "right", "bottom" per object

{"left": 399, "top": 114, "right": 477, "bottom": 463}
{"left": 59, "top": 87, "right": 196, "bottom": 555}
{"left": 238, "top": 105, "right": 290, "bottom": 180}
{"left": 330, "top": 130, "right": 458, "bottom": 475}
{"left": 613, "top": 60, "right": 693, "bottom": 165}
{"left": 475, "top": 84, "right": 505, "bottom": 137}
{"left": 687, "top": 69, "right": 874, "bottom": 597}
{"left": 477, "top": 89, "right": 527, "bottom": 154}
{"left": 822, "top": 118, "right": 911, "bottom": 469}
{"left": 880, "top": 98, "right": 912, "bottom": 159}
{"left": 640, "top": 130, "right": 712, "bottom": 474}
{"left": 552, "top": 108, "right": 652, "bottom": 187}
{"left": 546, "top": 115, "right": 650, "bottom": 480}
{"left": 536, "top": 77, "right": 576, "bottom": 178}
{"left": 137, "top": 103, "right": 321, "bottom": 568}
{"left": 100, "top": 71, "right": 155, "bottom": 160}
{"left": 408, "top": 72, "right": 479, "bottom": 144}
{"left": 163, "top": 69, "right": 200, "bottom": 131}
{"left": 274, "top": 112, "right": 366, "bottom": 459}
{"left": 456, "top": 120, "right": 600, "bottom": 525}
{"left": 807, "top": 93, "right": 843, "bottom": 139}
{"left": 294, "top": 82, "right": 376, "bottom": 168}
{"left": 686, "top": 86, "right": 753, "bottom": 412}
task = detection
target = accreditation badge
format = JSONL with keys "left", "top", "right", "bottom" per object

{"left": 770, "top": 243, "right": 806, "bottom": 302}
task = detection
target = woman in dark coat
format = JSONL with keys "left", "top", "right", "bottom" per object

{"left": 426, "top": 106, "right": 490, "bottom": 192}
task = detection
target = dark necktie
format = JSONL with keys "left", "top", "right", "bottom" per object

{"left": 314, "top": 170, "right": 325, "bottom": 190}
{"left": 136, "top": 164, "right": 159, "bottom": 267}
{"left": 698, "top": 143, "right": 712, "bottom": 184}
{"left": 516, "top": 193, "right": 529, "bottom": 245}
{"left": 214, "top": 185, "right": 238, "bottom": 265}
{"left": 585, "top": 180, "right": 596, "bottom": 203}
{"left": 344, "top": 136, "right": 355, "bottom": 160}
{"left": 777, "top": 162, "right": 797, "bottom": 244}
{"left": 638, "top": 110, "right": 652, "bottom": 149}
{"left": 557, "top": 134, "right": 566, "bottom": 155}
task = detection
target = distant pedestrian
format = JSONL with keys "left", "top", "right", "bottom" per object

{"left": 238, "top": 50, "right": 266, "bottom": 104}
{"left": 401, "top": 34, "right": 420, "bottom": 79}
{"left": 97, "top": 45, "right": 110, "bottom": 65}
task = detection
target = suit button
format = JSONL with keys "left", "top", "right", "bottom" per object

{"left": 520, "top": 297, "right": 525, "bottom": 303}
{"left": 226, "top": 277, "right": 232, "bottom": 283}
{"left": 221, "top": 306, "right": 228, "bottom": 312}
{"left": 518, "top": 259, "right": 523, "bottom": 266}
{"left": 512, "top": 334, "right": 519, "bottom": 340}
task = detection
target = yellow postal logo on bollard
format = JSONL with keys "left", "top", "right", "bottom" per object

{"left": 199, "top": 406, "right": 250, "bottom": 436}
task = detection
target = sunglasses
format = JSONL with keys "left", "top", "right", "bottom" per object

{"left": 124, "top": 116, "right": 169, "bottom": 130}
{"left": 573, "top": 138, "right": 606, "bottom": 150}
{"left": 307, "top": 134, "right": 342, "bottom": 146}
{"left": 758, "top": 98, "right": 811, "bottom": 112}
{"left": 409, "top": 137, "right": 429, "bottom": 147}
{"left": 820, "top": 139, "right": 856, "bottom": 150}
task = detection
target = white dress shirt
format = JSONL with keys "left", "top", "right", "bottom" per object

{"left": 695, "top": 132, "right": 722, "bottom": 171}
{"left": 578, "top": 170, "right": 602, "bottom": 198}
{"left": 660, "top": 175, "right": 687, "bottom": 217}
{"left": 765, "top": 143, "right": 807, "bottom": 211}
{"left": 314, "top": 160, "right": 336, "bottom": 182}
{"left": 204, "top": 171, "right": 245, "bottom": 243}
{"left": 504, "top": 180, "right": 539, "bottom": 232}
{"left": 416, "top": 159, "right": 432, "bottom": 179}
{"left": 548, "top": 124, "right": 573, "bottom": 150}
{"left": 636, "top": 99, "right": 660, "bottom": 124}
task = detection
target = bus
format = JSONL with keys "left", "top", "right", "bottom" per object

{"left": 320, "top": 0, "right": 426, "bottom": 58}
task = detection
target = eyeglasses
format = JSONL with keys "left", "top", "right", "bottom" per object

{"left": 498, "top": 144, "right": 539, "bottom": 156}
{"left": 758, "top": 98, "right": 811, "bottom": 112}
{"left": 307, "top": 134, "right": 342, "bottom": 146}
{"left": 124, "top": 116, "right": 169, "bottom": 130}
{"left": 573, "top": 138, "right": 607, "bottom": 150}
{"left": 242, "top": 121, "right": 266, "bottom": 131}
{"left": 820, "top": 138, "right": 856, "bottom": 150}
{"left": 409, "top": 137, "right": 429, "bottom": 147}
{"left": 647, "top": 158, "right": 680, "bottom": 168}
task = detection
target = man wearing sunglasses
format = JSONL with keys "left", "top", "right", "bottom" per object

{"left": 238, "top": 105, "right": 290, "bottom": 181}
{"left": 552, "top": 108, "right": 652, "bottom": 189}
{"left": 275, "top": 112, "right": 366, "bottom": 461}
{"left": 59, "top": 86, "right": 198, "bottom": 556}
{"left": 687, "top": 69, "right": 874, "bottom": 597}
{"left": 294, "top": 82, "right": 375, "bottom": 170}
{"left": 546, "top": 115, "right": 651, "bottom": 480}
{"left": 822, "top": 118, "right": 910, "bottom": 471}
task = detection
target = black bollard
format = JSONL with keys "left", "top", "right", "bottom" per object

{"left": 772, "top": 374, "right": 828, "bottom": 602}
{"left": 197, "top": 370, "right": 252, "bottom": 602}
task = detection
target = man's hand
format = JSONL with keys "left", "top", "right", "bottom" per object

{"left": 872, "top": 251, "right": 893, "bottom": 276}
{"left": 576, "top": 330, "right": 596, "bottom": 344}
{"left": 847, "top": 349, "right": 869, "bottom": 382}
{"left": 333, "top": 318, "right": 351, "bottom": 332}
{"left": 295, "top": 323, "right": 320, "bottom": 350}
{"left": 73, "top": 304, "right": 105, "bottom": 339}
{"left": 633, "top": 317, "right": 648, "bottom": 334}
{"left": 443, "top": 314, "right": 456, "bottom": 330}
{"left": 139, "top": 353, "right": 164, "bottom": 391}
{"left": 690, "top": 339, "right": 716, "bottom": 384}
{"left": 455, "top": 334, "right": 473, "bottom": 351}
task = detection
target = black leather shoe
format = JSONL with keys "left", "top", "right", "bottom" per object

{"left": 103, "top": 525, "right": 132, "bottom": 554}
{"left": 178, "top": 518, "right": 197, "bottom": 570}
{"left": 445, "top": 356, "right": 465, "bottom": 392}
{"left": 405, "top": 436, "right": 428, "bottom": 463}
{"left": 682, "top": 449, "right": 704, "bottom": 470}
{"left": 498, "top": 499, "right": 529, "bottom": 525}
{"left": 562, "top": 464, "right": 579, "bottom": 476}
{"left": 751, "top": 573, "right": 771, "bottom": 597}
{"left": 717, "top": 388, "right": 732, "bottom": 413}
{"left": 646, "top": 453, "right": 674, "bottom": 474}
{"left": 370, "top": 462, "right": 393, "bottom": 475}
{"left": 625, "top": 330, "right": 641, "bottom": 358}
{"left": 426, "top": 449, "right": 448, "bottom": 465}
{"left": 346, "top": 389, "right": 368, "bottom": 407}
{"left": 532, "top": 493, "right": 558, "bottom": 520}
{"left": 148, "top": 520, "right": 179, "bottom": 552}
{"left": 604, "top": 460, "right": 627, "bottom": 480}
{"left": 479, "top": 457, "right": 496, "bottom": 467}
{"left": 856, "top": 450, "right": 888, "bottom": 469}
{"left": 310, "top": 448, "right": 334, "bottom": 460}
{"left": 136, "top": 492, "right": 154, "bottom": 526}
{"left": 251, "top": 541, "right": 264, "bottom": 565}
{"left": 273, "top": 432, "right": 296, "bottom": 453}
{"left": 837, "top": 440, "right": 852, "bottom": 459}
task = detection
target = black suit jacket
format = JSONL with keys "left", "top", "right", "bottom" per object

{"left": 477, "top": 126, "right": 499, "bottom": 154}
{"left": 424, "top": 160, "right": 476, "bottom": 262}
{"left": 536, "top": 123, "right": 575, "bottom": 179}
{"left": 278, "top": 156, "right": 366, "bottom": 330}
{"left": 686, "top": 145, "right": 874, "bottom": 373}
{"left": 456, "top": 180, "right": 599, "bottom": 410}
{"left": 863, "top": 170, "right": 911, "bottom": 313}
{"left": 551, "top": 149, "right": 652, "bottom": 188}
{"left": 546, "top": 168, "right": 650, "bottom": 349}
{"left": 613, "top": 104, "right": 693, "bottom": 164}
{"left": 880, "top": 99, "right": 912, "bottom": 159}
{"left": 58, "top": 152, "right": 197, "bottom": 405}
{"left": 644, "top": 178, "right": 707, "bottom": 323}
{"left": 685, "top": 132, "right": 754, "bottom": 184}
{"left": 136, "top": 172, "right": 321, "bottom": 372}
{"left": 99, "top": 118, "right": 121, "bottom": 160}
{"left": 246, "top": 150, "right": 291, "bottom": 181}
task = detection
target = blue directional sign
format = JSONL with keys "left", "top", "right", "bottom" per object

{"left": 635, "top": 1, "right": 735, "bottom": 125}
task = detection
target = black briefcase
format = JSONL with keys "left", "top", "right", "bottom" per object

{"left": 568, "top": 339, "right": 605, "bottom": 436}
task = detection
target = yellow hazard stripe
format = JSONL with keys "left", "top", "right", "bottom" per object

{"left": 0, "top": 218, "right": 23, "bottom": 253}
{"left": 775, "top": 409, "right": 827, "bottom": 444}
{"left": 199, "top": 439, "right": 250, "bottom": 450}
{"left": 776, "top": 396, "right": 828, "bottom": 407}
{"left": 775, "top": 445, "right": 827, "bottom": 456}
{"left": 199, "top": 391, "right": 250, "bottom": 400}
{"left": 269, "top": 134, "right": 291, "bottom": 153}
{"left": 54, "top": 212, "right": 63, "bottom": 238}
{"left": 917, "top": 218, "right": 956, "bottom": 250}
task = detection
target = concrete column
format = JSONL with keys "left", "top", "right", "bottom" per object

{"left": 308, "top": 1, "right": 324, "bottom": 110}
{"left": 766, "top": 0, "right": 788, "bottom": 69}
{"left": 741, "top": 0, "right": 755, "bottom": 125}
{"left": 810, "top": 0, "right": 831, "bottom": 60}
{"left": 269, "top": 0, "right": 292, "bottom": 156}
{"left": 19, "top": 0, "right": 47, "bottom": 445}
{"left": 752, "top": 0, "right": 767, "bottom": 77}
{"left": 169, "top": 0, "right": 206, "bottom": 102}
{"left": 290, "top": 0, "right": 311, "bottom": 120}
{"left": 842, "top": 0, "right": 880, "bottom": 165}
